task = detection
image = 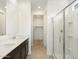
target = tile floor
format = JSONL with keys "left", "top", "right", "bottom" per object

{"left": 27, "top": 40, "right": 53, "bottom": 59}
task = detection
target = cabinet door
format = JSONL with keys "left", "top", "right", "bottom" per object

{"left": 26, "top": 39, "right": 28, "bottom": 57}
{"left": 21, "top": 46, "right": 26, "bottom": 59}
{"left": 12, "top": 51, "right": 21, "bottom": 59}
{"left": 3, "top": 46, "right": 21, "bottom": 59}
{"left": 21, "top": 40, "right": 27, "bottom": 59}
{"left": 3, "top": 39, "right": 28, "bottom": 59}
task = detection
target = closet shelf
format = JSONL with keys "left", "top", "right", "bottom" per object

{"left": 33, "top": 26, "right": 43, "bottom": 27}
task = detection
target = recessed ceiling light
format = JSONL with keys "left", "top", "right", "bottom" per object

{"left": 38, "top": 6, "right": 40, "bottom": 9}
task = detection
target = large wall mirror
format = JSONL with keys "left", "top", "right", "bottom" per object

{"left": 0, "top": 10, "right": 6, "bottom": 35}
{"left": 0, "top": 0, "right": 6, "bottom": 35}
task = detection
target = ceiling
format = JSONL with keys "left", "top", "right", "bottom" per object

{"left": 0, "top": 0, "right": 74, "bottom": 14}
{"left": 31, "top": 0, "right": 47, "bottom": 12}
{"left": 0, "top": 0, "right": 47, "bottom": 11}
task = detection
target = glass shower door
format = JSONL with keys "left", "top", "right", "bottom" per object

{"left": 65, "top": 1, "right": 78, "bottom": 59}
{"left": 54, "top": 12, "right": 64, "bottom": 59}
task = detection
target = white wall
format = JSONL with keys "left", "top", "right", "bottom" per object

{"left": 44, "top": 12, "right": 47, "bottom": 47}
{"left": 47, "top": 17, "right": 53, "bottom": 55}
{"left": 17, "top": 1, "right": 31, "bottom": 55}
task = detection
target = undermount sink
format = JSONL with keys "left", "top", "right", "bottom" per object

{"left": 4, "top": 43, "right": 15, "bottom": 46}
{"left": 0, "top": 42, "right": 15, "bottom": 47}
{"left": 0, "top": 44, "right": 14, "bottom": 50}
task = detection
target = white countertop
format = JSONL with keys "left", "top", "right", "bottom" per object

{"left": 0, "top": 35, "right": 29, "bottom": 59}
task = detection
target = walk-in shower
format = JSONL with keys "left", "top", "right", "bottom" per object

{"left": 53, "top": 1, "right": 78, "bottom": 59}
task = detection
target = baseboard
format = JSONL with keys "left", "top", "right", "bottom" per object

{"left": 28, "top": 51, "right": 31, "bottom": 55}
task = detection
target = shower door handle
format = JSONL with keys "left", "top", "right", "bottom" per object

{"left": 59, "top": 36, "right": 62, "bottom": 43}
{"left": 59, "top": 29, "right": 63, "bottom": 43}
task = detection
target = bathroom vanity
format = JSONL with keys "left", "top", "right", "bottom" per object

{"left": 0, "top": 36, "right": 29, "bottom": 59}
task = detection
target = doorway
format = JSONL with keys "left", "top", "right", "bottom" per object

{"left": 32, "top": 15, "right": 44, "bottom": 51}
{"left": 27, "top": 15, "right": 52, "bottom": 59}
{"left": 33, "top": 15, "right": 44, "bottom": 41}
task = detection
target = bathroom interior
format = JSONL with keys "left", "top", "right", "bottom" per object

{"left": 0, "top": 0, "right": 78, "bottom": 59}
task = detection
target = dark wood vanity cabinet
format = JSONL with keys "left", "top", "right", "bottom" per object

{"left": 3, "top": 39, "right": 28, "bottom": 59}
{"left": 20, "top": 39, "right": 28, "bottom": 59}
